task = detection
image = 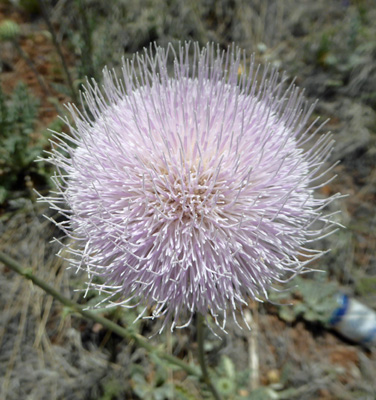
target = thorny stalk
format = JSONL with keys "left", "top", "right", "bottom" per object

{"left": 76, "top": 0, "right": 96, "bottom": 80}
{"left": 0, "top": 251, "right": 200, "bottom": 379}
{"left": 13, "top": 41, "right": 51, "bottom": 97}
{"left": 197, "top": 313, "right": 223, "bottom": 400}
{"left": 38, "top": 0, "right": 78, "bottom": 103}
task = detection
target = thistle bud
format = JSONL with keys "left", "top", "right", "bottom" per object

{"left": 0, "top": 20, "right": 21, "bottom": 42}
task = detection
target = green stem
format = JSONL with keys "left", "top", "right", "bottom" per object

{"left": 38, "top": 0, "right": 78, "bottom": 103}
{"left": 77, "top": 0, "right": 96, "bottom": 80}
{"left": 0, "top": 251, "right": 199, "bottom": 378}
{"left": 13, "top": 41, "right": 51, "bottom": 97}
{"left": 197, "top": 313, "right": 222, "bottom": 400}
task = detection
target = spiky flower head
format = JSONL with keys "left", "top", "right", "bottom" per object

{"left": 44, "top": 43, "right": 339, "bottom": 332}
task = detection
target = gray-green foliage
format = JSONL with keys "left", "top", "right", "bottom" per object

{"left": 0, "top": 82, "right": 47, "bottom": 203}
{"left": 53, "top": 0, "right": 293, "bottom": 88}
{"left": 274, "top": 277, "right": 340, "bottom": 326}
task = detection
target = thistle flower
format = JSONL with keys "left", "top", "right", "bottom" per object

{"left": 44, "top": 43, "right": 340, "bottom": 332}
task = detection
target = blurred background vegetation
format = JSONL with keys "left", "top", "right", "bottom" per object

{"left": 0, "top": 0, "right": 375, "bottom": 399}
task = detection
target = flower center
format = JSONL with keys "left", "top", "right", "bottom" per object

{"left": 146, "top": 163, "right": 224, "bottom": 224}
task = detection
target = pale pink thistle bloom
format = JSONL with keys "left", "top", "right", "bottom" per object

{"left": 43, "top": 43, "right": 340, "bottom": 332}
